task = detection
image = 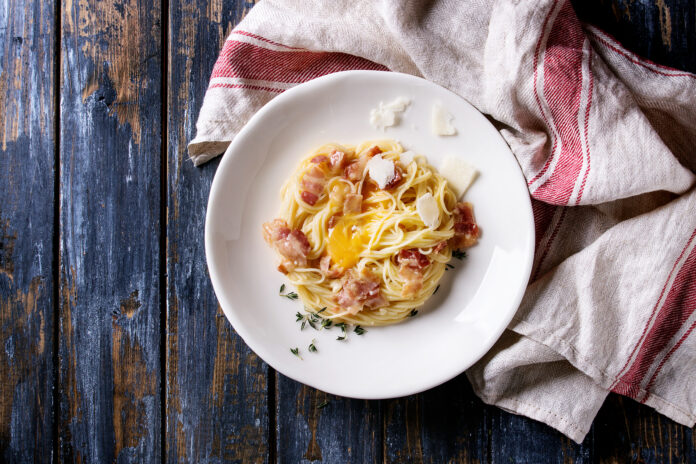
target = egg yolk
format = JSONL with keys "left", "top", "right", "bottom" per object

{"left": 327, "top": 216, "right": 369, "bottom": 269}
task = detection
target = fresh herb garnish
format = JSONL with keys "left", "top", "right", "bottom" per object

{"left": 290, "top": 347, "right": 302, "bottom": 359}
{"left": 317, "top": 400, "right": 329, "bottom": 409}
{"left": 433, "top": 284, "right": 440, "bottom": 295}
{"left": 335, "top": 322, "right": 347, "bottom": 340}
{"left": 452, "top": 250, "right": 467, "bottom": 260}
{"left": 408, "top": 309, "right": 418, "bottom": 318}
{"left": 280, "top": 285, "right": 299, "bottom": 300}
{"left": 445, "top": 263, "right": 455, "bottom": 270}
{"left": 293, "top": 311, "right": 364, "bottom": 341}
{"left": 308, "top": 340, "right": 318, "bottom": 353}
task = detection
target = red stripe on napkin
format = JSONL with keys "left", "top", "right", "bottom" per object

{"left": 209, "top": 39, "right": 388, "bottom": 89}
{"left": 612, "top": 228, "right": 696, "bottom": 398}
{"left": 531, "top": 0, "right": 592, "bottom": 205}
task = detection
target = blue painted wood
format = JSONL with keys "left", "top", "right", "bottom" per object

{"left": 165, "top": 1, "right": 271, "bottom": 462}
{"left": 571, "top": 0, "right": 696, "bottom": 73}
{"left": 57, "top": 0, "right": 162, "bottom": 461}
{"left": 0, "top": 0, "right": 56, "bottom": 461}
{"left": 590, "top": 394, "right": 691, "bottom": 463}
{"left": 275, "top": 377, "right": 381, "bottom": 463}
{"left": 383, "top": 375, "right": 490, "bottom": 463}
{"left": 488, "top": 405, "right": 593, "bottom": 463}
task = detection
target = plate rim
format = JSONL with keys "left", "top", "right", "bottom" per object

{"left": 205, "top": 70, "right": 535, "bottom": 399}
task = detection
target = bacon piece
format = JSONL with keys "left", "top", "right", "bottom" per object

{"left": 329, "top": 150, "right": 346, "bottom": 170}
{"left": 344, "top": 157, "right": 368, "bottom": 182}
{"left": 336, "top": 270, "right": 386, "bottom": 314}
{"left": 383, "top": 166, "right": 403, "bottom": 189}
{"left": 366, "top": 145, "right": 382, "bottom": 157}
{"left": 301, "top": 191, "right": 318, "bottom": 205}
{"left": 401, "top": 267, "right": 423, "bottom": 296}
{"left": 343, "top": 193, "right": 363, "bottom": 214}
{"left": 451, "top": 202, "right": 480, "bottom": 249}
{"left": 311, "top": 155, "right": 329, "bottom": 164}
{"left": 433, "top": 241, "right": 448, "bottom": 253}
{"left": 320, "top": 255, "right": 344, "bottom": 279}
{"left": 262, "top": 219, "right": 311, "bottom": 271}
{"left": 300, "top": 165, "right": 326, "bottom": 206}
{"left": 396, "top": 249, "right": 430, "bottom": 297}
{"left": 397, "top": 249, "right": 430, "bottom": 270}
{"left": 263, "top": 218, "right": 290, "bottom": 242}
{"left": 344, "top": 146, "right": 382, "bottom": 182}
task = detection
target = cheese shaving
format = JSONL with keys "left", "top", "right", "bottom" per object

{"left": 369, "top": 97, "right": 411, "bottom": 130}
{"left": 440, "top": 156, "right": 478, "bottom": 198}
{"left": 366, "top": 155, "right": 396, "bottom": 189}
{"left": 431, "top": 102, "right": 457, "bottom": 136}
{"left": 416, "top": 193, "right": 440, "bottom": 228}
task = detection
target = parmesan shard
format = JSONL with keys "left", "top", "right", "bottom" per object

{"left": 369, "top": 97, "right": 411, "bottom": 131}
{"left": 440, "top": 155, "right": 478, "bottom": 199}
{"left": 431, "top": 102, "right": 457, "bottom": 136}
{"left": 366, "top": 155, "right": 396, "bottom": 189}
{"left": 416, "top": 193, "right": 440, "bottom": 228}
{"left": 384, "top": 97, "right": 410, "bottom": 112}
{"left": 369, "top": 107, "right": 395, "bottom": 130}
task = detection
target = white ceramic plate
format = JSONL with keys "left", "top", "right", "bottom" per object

{"left": 206, "top": 71, "right": 534, "bottom": 399}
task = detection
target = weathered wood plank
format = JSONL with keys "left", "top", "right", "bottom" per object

{"left": 275, "top": 378, "right": 381, "bottom": 463}
{"left": 591, "top": 394, "right": 689, "bottom": 463}
{"left": 57, "top": 0, "right": 162, "bottom": 461}
{"left": 0, "top": 0, "right": 56, "bottom": 461}
{"left": 488, "top": 405, "right": 592, "bottom": 463}
{"left": 571, "top": 0, "right": 696, "bottom": 73}
{"left": 383, "top": 375, "right": 489, "bottom": 464}
{"left": 165, "top": 1, "right": 270, "bottom": 462}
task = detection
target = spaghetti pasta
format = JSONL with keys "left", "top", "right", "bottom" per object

{"left": 262, "top": 140, "right": 479, "bottom": 326}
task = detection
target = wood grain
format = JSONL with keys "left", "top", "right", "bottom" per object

{"left": 591, "top": 394, "right": 691, "bottom": 463}
{"left": 488, "top": 405, "right": 593, "bottom": 463}
{"left": 383, "top": 375, "right": 490, "bottom": 464}
{"left": 165, "top": 1, "right": 270, "bottom": 462}
{"left": 571, "top": 0, "right": 696, "bottom": 73}
{"left": 0, "top": 0, "right": 56, "bottom": 461}
{"left": 275, "top": 378, "right": 381, "bottom": 463}
{"left": 57, "top": 0, "right": 162, "bottom": 461}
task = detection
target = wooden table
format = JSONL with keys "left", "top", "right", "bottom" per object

{"left": 1, "top": 0, "right": 694, "bottom": 462}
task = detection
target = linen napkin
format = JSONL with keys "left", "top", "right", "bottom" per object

{"left": 189, "top": 0, "right": 696, "bottom": 443}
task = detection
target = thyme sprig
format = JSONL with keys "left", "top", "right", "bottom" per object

{"left": 292, "top": 305, "right": 367, "bottom": 342}
{"left": 452, "top": 250, "right": 467, "bottom": 260}
{"left": 279, "top": 284, "right": 299, "bottom": 300}
{"left": 317, "top": 400, "right": 330, "bottom": 409}
{"left": 335, "top": 322, "right": 347, "bottom": 341}
{"left": 290, "top": 347, "right": 302, "bottom": 359}
{"left": 308, "top": 339, "right": 318, "bottom": 353}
